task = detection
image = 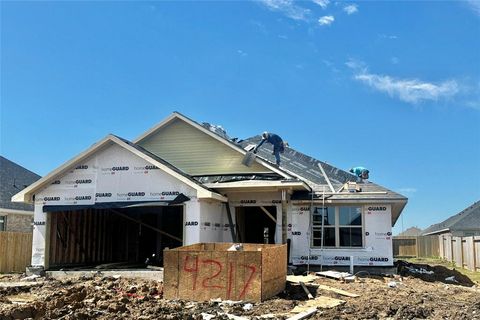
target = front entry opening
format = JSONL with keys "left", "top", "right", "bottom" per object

{"left": 47, "top": 205, "right": 183, "bottom": 270}
{"left": 235, "top": 206, "right": 277, "bottom": 244}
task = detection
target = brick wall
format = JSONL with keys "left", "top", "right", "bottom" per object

{"left": 2, "top": 213, "right": 33, "bottom": 233}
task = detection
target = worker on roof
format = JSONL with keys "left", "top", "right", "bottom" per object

{"left": 350, "top": 166, "right": 369, "bottom": 180}
{"left": 253, "top": 132, "right": 287, "bottom": 166}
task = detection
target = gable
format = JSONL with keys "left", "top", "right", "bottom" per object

{"left": 35, "top": 143, "right": 198, "bottom": 207}
{"left": 13, "top": 135, "right": 226, "bottom": 204}
{"left": 137, "top": 118, "right": 271, "bottom": 176}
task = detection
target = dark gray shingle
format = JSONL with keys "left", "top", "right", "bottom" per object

{"left": 0, "top": 156, "right": 41, "bottom": 211}
{"left": 422, "top": 201, "right": 480, "bottom": 235}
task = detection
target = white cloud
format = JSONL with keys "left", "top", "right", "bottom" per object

{"left": 345, "top": 59, "right": 366, "bottom": 70}
{"left": 258, "top": 0, "right": 311, "bottom": 21}
{"left": 312, "top": 0, "right": 330, "bottom": 9}
{"left": 398, "top": 188, "right": 417, "bottom": 194}
{"left": 318, "top": 15, "right": 335, "bottom": 26}
{"left": 378, "top": 34, "right": 398, "bottom": 40}
{"left": 355, "top": 74, "right": 459, "bottom": 103}
{"left": 390, "top": 57, "right": 399, "bottom": 64}
{"left": 237, "top": 50, "right": 248, "bottom": 57}
{"left": 465, "top": 0, "right": 480, "bottom": 16}
{"left": 343, "top": 4, "right": 358, "bottom": 15}
{"left": 346, "top": 59, "right": 460, "bottom": 104}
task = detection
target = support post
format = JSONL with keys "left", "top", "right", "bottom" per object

{"left": 281, "top": 189, "right": 288, "bottom": 244}
{"left": 225, "top": 202, "right": 237, "bottom": 242}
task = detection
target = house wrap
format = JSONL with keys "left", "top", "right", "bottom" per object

{"left": 13, "top": 112, "right": 407, "bottom": 270}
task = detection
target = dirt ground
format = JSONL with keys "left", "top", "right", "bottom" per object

{"left": 1, "top": 261, "right": 479, "bottom": 320}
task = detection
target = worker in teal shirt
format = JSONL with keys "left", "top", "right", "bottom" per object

{"left": 350, "top": 166, "right": 369, "bottom": 179}
{"left": 254, "top": 132, "right": 285, "bottom": 165}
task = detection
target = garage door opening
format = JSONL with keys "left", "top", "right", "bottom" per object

{"left": 235, "top": 206, "right": 277, "bottom": 244}
{"left": 47, "top": 205, "right": 183, "bottom": 270}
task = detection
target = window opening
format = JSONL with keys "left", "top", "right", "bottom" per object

{"left": 312, "top": 206, "right": 363, "bottom": 248}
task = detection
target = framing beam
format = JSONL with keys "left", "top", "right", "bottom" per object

{"left": 260, "top": 206, "right": 277, "bottom": 224}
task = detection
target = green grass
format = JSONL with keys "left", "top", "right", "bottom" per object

{"left": 404, "top": 257, "right": 480, "bottom": 284}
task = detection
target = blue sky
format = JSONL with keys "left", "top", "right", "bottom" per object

{"left": 1, "top": 1, "right": 479, "bottom": 234}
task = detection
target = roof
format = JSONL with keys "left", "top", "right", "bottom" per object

{"left": 238, "top": 136, "right": 407, "bottom": 226}
{"left": 139, "top": 114, "right": 406, "bottom": 204}
{"left": 397, "top": 227, "right": 423, "bottom": 237}
{"left": 0, "top": 156, "right": 41, "bottom": 211}
{"left": 422, "top": 201, "right": 480, "bottom": 235}
{"left": 238, "top": 136, "right": 407, "bottom": 201}
{"left": 12, "top": 135, "right": 227, "bottom": 204}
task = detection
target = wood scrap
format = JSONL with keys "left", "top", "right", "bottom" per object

{"left": 316, "top": 270, "right": 355, "bottom": 282}
{"left": 299, "top": 281, "right": 314, "bottom": 299}
{"left": 286, "top": 274, "right": 318, "bottom": 283}
{"left": 316, "top": 284, "right": 359, "bottom": 298}
{"left": 291, "top": 296, "right": 346, "bottom": 313}
{"left": 286, "top": 307, "right": 318, "bottom": 320}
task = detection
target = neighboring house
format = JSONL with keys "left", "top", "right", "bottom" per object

{"left": 0, "top": 156, "right": 41, "bottom": 232}
{"left": 396, "top": 227, "right": 422, "bottom": 237}
{"left": 13, "top": 112, "right": 407, "bottom": 270}
{"left": 422, "top": 201, "right": 480, "bottom": 237}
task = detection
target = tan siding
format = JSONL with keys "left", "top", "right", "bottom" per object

{"left": 138, "top": 119, "right": 271, "bottom": 175}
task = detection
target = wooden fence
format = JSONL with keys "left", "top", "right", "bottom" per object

{"left": 393, "top": 235, "right": 480, "bottom": 272}
{"left": 0, "top": 232, "right": 32, "bottom": 273}
{"left": 393, "top": 235, "right": 440, "bottom": 258}
{"left": 439, "top": 235, "right": 480, "bottom": 272}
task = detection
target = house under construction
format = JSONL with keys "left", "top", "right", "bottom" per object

{"left": 13, "top": 112, "right": 407, "bottom": 271}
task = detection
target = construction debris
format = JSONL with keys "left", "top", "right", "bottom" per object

{"left": 316, "top": 284, "right": 359, "bottom": 298}
{"left": 286, "top": 275, "right": 317, "bottom": 284}
{"left": 299, "top": 282, "right": 314, "bottom": 300}
{"left": 286, "top": 307, "right": 317, "bottom": 320}
{"left": 0, "top": 260, "right": 479, "bottom": 319}
{"left": 316, "top": 270, "right": 355, "bottom": 282}
{"left": 291, "top": 296, "right": 346, "bottom": 312}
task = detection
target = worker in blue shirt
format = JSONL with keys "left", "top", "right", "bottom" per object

{"left": 350, "top": 166, "right": 369, "bottom": 179}
{"left": 253, "top": 132, "right": 286, "bottom": 166}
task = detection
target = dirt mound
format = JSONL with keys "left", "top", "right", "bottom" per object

{"left": 397, "top": 260, "right": 475, "bottom": 287}
{"left": 1, "top": 270, "right": 479, "bottom": 319}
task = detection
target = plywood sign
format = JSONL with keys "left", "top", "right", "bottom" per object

{"left": 164, "top": 243, "right": 287, "bottom": 302}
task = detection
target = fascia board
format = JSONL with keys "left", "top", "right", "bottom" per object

{"left": 204, "top": 181, "right": 309, "bottom": 190}
{"left": 132, "top": 113, "right": 178, "bottom": 144}
{"left": 422, "top": 228, "right": 450, "bottom": 236}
